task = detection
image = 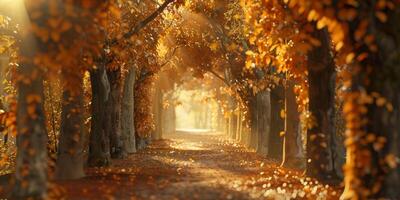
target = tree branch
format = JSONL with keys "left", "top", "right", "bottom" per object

{"left": 136, "top": 45, "right": 182, "bottom": 84}
{"left": 208, "top": 69, "right": 230, "bottom": 87}
{"left": 159, "top": 45, "right": 182, "bottom": 67}
{"left": 110, "top": 0, "right": 175, "bottom": 46}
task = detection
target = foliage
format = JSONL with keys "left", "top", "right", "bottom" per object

{"left": 0, "top": 0, "right": 399, "bottom": 199}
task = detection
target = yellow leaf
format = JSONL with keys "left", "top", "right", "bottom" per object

{"left": 346, "top": 53, "right": 355, "bottom": 64}
{"left": 316, "top": 19, "right": 326, "bottom": 29}
{"left": 385, "top": 154, "right": 398, "bottom": 169}
{"left": 307, "top": 10, "right": 318, "bottom": 21}
{"left": 209, "top": 42, "right": 219, "bottom": 52}
{"left": 280, "top": 109, "right": 285, "bottom": 118}
{"left": 335, "top": 42, "right": 344, "bottom": 51}
{"left": 279, "top": 131, "right": 285, "bottom": 137}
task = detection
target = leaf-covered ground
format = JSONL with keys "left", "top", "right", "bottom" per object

{"left": 1, "top": 132, "right": 342, "bottom": 199}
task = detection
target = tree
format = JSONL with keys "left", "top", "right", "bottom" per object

{"left": 242, "top": 0, "right": 309, "bottom": 169}
{"left": 306, "top": 28, "right": 343, "bottom": 181}
{"left": 88, "top": 63, "right": 111, "bottom": 165}
{"left": 267, "top": 85, "right": 284, "bottom": 160}
{"left": 50, "top": 0, "right": 107, "bottom": 179}
{"left": 281, "top": 81, "right": 304, "bottom": 168}
{"left": 285, "top": 0, "right": 400, "bottom": 198}
{"left": 338, "top": 2, "right": 400, "bottom": 198}
{"left": 13, "top": 23, "right": 48, "bottom": 200}
{"left": 56, "top": 69, "right": 85, "bottom": 179}
{"left": 88, "top": 0, "right": 178, "bottom": 162}
{"left": 107, "top": 66, "right": 123, "bottom": 158}
{"left": 121, "top": 67, "right": 136, "bottom": 154}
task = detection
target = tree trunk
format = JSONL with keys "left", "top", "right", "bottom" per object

{"left": 281, "top": 81, "right": 305, "bottom": 169}
{"left": 249, "top": 96, "right": 259, "bottom": 151}
{"left": 152, "top": 85, "right": 163, "bottom": 139}
{"left": 13, "top": 57, "right": 47, "bottom": 199}
{"left": 306, "top": 28, "right": 342, "bottom": 181}
{"left": 239, "top": 112, "right": 244, "bottom": 143}
{"left": 121, "top": 68, "right": 136, "bottom": 154}
{"left": 226, "top": 117, "right": 231, "bottom": 138}
{"left": 230, "top": 112, "right": 238, "bottom": 140}
{"left": 341, "top": 6, "right": 400, "bottom": 199}
{"left": 256, "top": 89, "right": 271, "bottom": 155}
{"left": 267, "top": 86, "right": 284, "bottom": 160}
{"left": 236, "top": 110, "right": 241, "bottom": 141}
{"left": 12, "top": 2, "right": 48, "bottom": 198}
{"left": 55, "top": 73, "right": 85, "bottom": 180}
{"left": 88, "top": 64, "right": 111, "bottom": 166}
{"left": 107, "top": 68, "right": 122, "bottom": 158}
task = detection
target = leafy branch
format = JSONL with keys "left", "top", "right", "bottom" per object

{"left": 110, "top": 0, "right": 176, "bottom": 46}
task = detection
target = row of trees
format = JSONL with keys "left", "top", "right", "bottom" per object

{"left": 240, "top": 1, "right": 400, "bottom": 199}
{"left": 0, "top": 0, "right": 184, "bottom": 198}
{"left": 1, "top": 0, "right": 400, "bottom": 199}
{"left": 157, "top": 0, "right": 400, "bottom": 199}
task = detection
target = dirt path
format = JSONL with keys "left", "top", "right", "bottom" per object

{"left": 1, "top": 131, "right": 342, "bottom": 199}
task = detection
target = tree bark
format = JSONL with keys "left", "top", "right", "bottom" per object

{"left": 12, "top": 2, "right": 48, "bottom": 198}
{"left": 306, "top": 28, "right": 342, "bottom": 181}
{"left": 226, "top": 116, "right": 231, "bottom": 139}
{"left": 256, "top": 89, "right": 271, "bottom": 155}
{"left": 230, "top": 109, "right": 238, "bottom": 140}
{"left": 281, "top": 81, "right": 305, "bottom": 169}
{"left": 55, "top": 72, "right": 85, "bottom": 180}
{"left": 121, "top": 68, "right": 136, "bottom": 154}
{"left": 267, "top": 86, "right": 284, "bottom": 160}
{"left": 107, "top": 67, "right": 122, "bottom": 158}
{"left": 13, "top": 56, "right": 47, "bottom": 199}
{"left": 235, "top": 109, "right": 241, "bottom": 141}
{"left": 152, "top": 85, "right": 163, "bottom": 139}
{"left": 239, "top": 111, "right": 245, "bottom": 143}
{"left": 249, "top": 96, "right": 259, "bottom": 151}
{"left": 88, "top": 64, "right": 111, "bottom": 166}
{"left": 341, "top": 6, "right": 400, "bottom": 199}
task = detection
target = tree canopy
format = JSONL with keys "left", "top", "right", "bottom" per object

{"left": 1, "top": 0, "right": 400, "bottom": 199}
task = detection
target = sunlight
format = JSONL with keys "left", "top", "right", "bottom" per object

{"left": 175, "top": 88, "right": 219, "bottom": 131}
{"left": 0, "top": 0, "right": 14, "bottom": 6}
{"left": 0, "top": 0, "right": 25, "bottom": 16}
{"left": 0, "top": 0, "right": 398, "bottom": 199}
{"left": 169, "top": 141, "right": 205, "bottom": 151}
{"left": 0, "top": 0, "right": 30, "bottom": 30}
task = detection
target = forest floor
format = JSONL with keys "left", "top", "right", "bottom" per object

{"left": 1, "top": 131, "right": 342, "bottom": 200}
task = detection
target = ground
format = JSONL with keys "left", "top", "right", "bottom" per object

{"left": 1, "top": 131, "right": 342, "bottom": 199}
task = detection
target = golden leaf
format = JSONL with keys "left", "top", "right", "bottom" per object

{"left": 279, "top": 131, "right": 285, "bottom": 137}
{"left": 345, "top": 53, "right": 355, "bottom": 64}
{"left": 385, "top": 154, "right": 398, "bottom": 169}
{"left": 280, "top": 109, "right": 286, "bottom": 119}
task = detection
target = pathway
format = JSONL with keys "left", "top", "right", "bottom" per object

{"left": 29, "top": 132, "right": 342, "bottom": 199}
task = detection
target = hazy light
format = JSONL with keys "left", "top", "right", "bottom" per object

{"left": 0, "top": 0, "right": 27, "bottom": 24}
{"left": 0, "top": 0, "right": 16, "bottom": 5}
{"left": 175, "top": 89, "right": 219, "bottom": 131}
